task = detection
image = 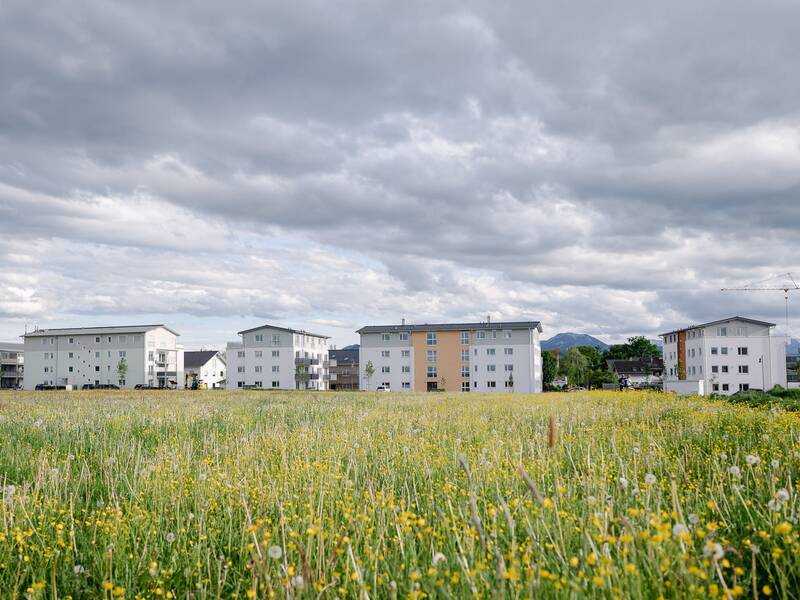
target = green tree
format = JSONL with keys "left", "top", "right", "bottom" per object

{"left": 116, "top": 357, "right": 128, "bottom": 386}
{"left": 604, "top": 336, "right": 662, "bottom": 361}
{"left": 562, "top": 347, "right": 589, "bottom": 387}
{"left": 363, "top": 360, "right": 375, "bottom": 391}
{"left": 542, "top": 351, "right": 558, "bottom": 389}
{"left": 295, "top": 364, "right": 310, "bottom": 390}
{"left": 576, "top": 346, "right": 604, "bottom": 370}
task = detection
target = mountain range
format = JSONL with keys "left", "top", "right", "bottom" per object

{"left": 541, "top": 333, "right": 609, "bottom": 352}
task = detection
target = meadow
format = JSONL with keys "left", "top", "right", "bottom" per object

{"left": 0, "top": 390, "right": 798, "bottom": 599}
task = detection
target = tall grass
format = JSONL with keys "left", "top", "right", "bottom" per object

{"left": 0, "top": 390, "right": 798, "bottom": 599}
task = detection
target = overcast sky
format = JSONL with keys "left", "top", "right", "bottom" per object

{"left": 2, "top": 1, "right": 800, "bottom": 349}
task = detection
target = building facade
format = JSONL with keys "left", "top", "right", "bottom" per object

{"left": 0, "top": 342, "right": 24, "bottom": 389}
{"left": 661, "top": 317, "right": 787, "bottom": 395}
{"left": 329, "top": 348, "right": 359, "bottom": 390}
{"left": 606, "top": 357, "right": 664, "bottom": 387}
{"left": 357, "top": 321, "right": 543, "bottom": 393}
{"left": 184, "top": 350, "right": 226, "bottom": 388}
{"left": 226, "top": 325, "right": 329, "bottom": 390}
{"left": 22, "top": 325, "right": 181, "bottom": 390}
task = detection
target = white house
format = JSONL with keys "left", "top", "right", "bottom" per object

{"left": 184, "top": 350, "right": 226, "bottom": 388}
{"left": 357, "top": 320, "right": 543, "bottom": 393}
{"left": 22, "top": 325, "right": 182, "bottom": 389}
{"left": 661, "top": 316, "right": 787, "bottom": 396}
{"left": 0, "top": 342, "right": 24, "bottom": 389}
{"left": 226, "top": 324, "right": 329, "bottom": 390}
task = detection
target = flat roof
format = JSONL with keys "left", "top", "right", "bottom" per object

{"left": 357, "top": 321, "right": 542, "bottom": 334}
{"left": 23, "top": 324, "right": 179, "bottom": 337}
{"left": 659, "top": 316, "right": 775, "bottom": 337}
{"left": 237, "top": 324, "right": 330, "bottom": 339}
{"left": 0, "top": 342, "right": 25, "bottom": 351}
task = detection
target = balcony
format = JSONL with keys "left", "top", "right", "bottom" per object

{"left": 295, "top": 357, "right": 320, "bottom": 366}
{"left": 296, "top": 372, "right": 320, "bottom": 381}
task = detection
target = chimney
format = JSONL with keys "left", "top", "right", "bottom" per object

{"left": 487, "top": 314, "right": 491, "bottom": 324}
{"left": 401, "top": 318, "right": 406, "bottom": 326}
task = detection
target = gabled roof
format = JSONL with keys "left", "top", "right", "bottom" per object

{"left": 607, "top": 358, "right": 664, "bottom": 375}
{"left": 23, "top": 324, "right": 179, "bottom": 337}
{"left": 184, "top": 350, "right": 224, "bottom": 369}
{"left": 356, "top": 321, "right": 542, "bottom": 334}
{"left": 659, "top": 316, "right": 775, "bottom": 337}
{"left": 237, "top": 324, "right": 330, "bottom": 339}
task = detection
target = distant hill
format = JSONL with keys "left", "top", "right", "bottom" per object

{"left": 541, "top": 333, "right": 609, "bottom": 352}
{"left": 342, "top": 344, "right": 360, "bottom": 350}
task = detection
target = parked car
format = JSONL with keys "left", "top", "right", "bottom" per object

{"left": 96, "top": 384, "right": 120, "bottom": 390}
{"left": 376, "top": 386, "right": 391, "bottom": 392}
{"left": 134, "top": 384, "right": 155, "bottom": 389}
{"left": 81, "top": 384, "right": 95, "bottom": 390}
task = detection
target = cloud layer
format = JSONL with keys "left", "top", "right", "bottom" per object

{"left": 2, "top": 0, "right": 800, "bottom": 347}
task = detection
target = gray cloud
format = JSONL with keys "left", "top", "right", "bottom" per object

{"left": 1, "top": 0, "right": 800, "bottom": 347}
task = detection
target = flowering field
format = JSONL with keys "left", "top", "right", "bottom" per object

{"left": 0, "top": 391, "right": 798, "bottom": 599}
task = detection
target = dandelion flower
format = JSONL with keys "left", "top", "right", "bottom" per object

{"left": 728, "top": 466, "right": 741, "bottom": 477}
{"left": 432, "top": 552, "right": 446, "bottom": 565}
{"left": 73, "top": 565, "right": 85, "bottom": 575}
{"left": 644, "top": 473, "right": 657, "bottom": 485}
{"left": 703, "top": 542, "right": 724, "bottom": 561}
{"left": 166, "top": 532, "right": 176, "bottom": 544}
{"left": 767, "top": 499, "right": 782, "bottom": 511}
{"left": 776, "top": 489, "right": 790, "bottom": 502}
{"left": 771, "top": 459, "right": 780, "bottom": 469}
{"left": 291, "top": 575, "right": 305, "bottom": 589}
{"left": 672, "top": 523, "right": 690, "bottom": 539}
{"left": 587, "top": 495, "right": 597, "bottom": 506}
{"left": 745, "top": 454, "right": 760, "bottom": 466}
{"left": 619, "top": 477, "right": 628, "bottom": 488}
{"left": 268, "top": 545, "right": 283, "bottom": 560}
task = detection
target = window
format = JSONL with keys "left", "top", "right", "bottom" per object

{"left": 402, "top": 365, "right": 410, "bottom": 373}
{"left": 505, "top": 380, "right": 513, "bottom": 388}
{"left": 427, "top": 366, "right": 437, "bottom": 378}
{"left": 736, "top": 327, "right": 748, "bottom": 336}
{"left": 69, "top": 337, "right": 74, "bottom": 344}
{"left": 237, "top": 351, "right": 245, "bottom": 358}
{"left": 148, "top": 351, "right": 154, "bottom": 361}
{"left": 255, "top": 351, "right": 263, "bottom": 358}
{"left": 381, "top": 333, "right": 391, "bottom": 342}
{"left": 487, "top": 381, "right": 496, "bottom": 388}
{"left": 401, "top": 350, "right": 410, "bottom": 358}
{"left": 381, "top": 366, "right": 391, "bottom": 373}
{"left": 255, "top": 334, "right": 263, "bottom": 342}
{"left": 238, "top": 381, "right": 244, "bottom": 388}
{"left": 272, "top": 350, "right": 280, "bottom": 357}
{"left": 381, "top": 350, "right": 391, "bottom": 358}
{"left": 504, "top": 331, "right": 512, "bottom": 339}
{"left": 721, "top": 347, "right": 728, "bottom": 355}
{"left": 722, "top": 384, "right": 729, "bottom": 391}
{"left": 272, "top": 366, "right": 280, "bottom": 372}
{"left": 462, "top": 381, "right": 470, "bottom": 392}
{"left": 476, "top": 331, "right": 486, "bottom": 340}
{"left": 95, "top": 366, "right": 100, "bottom": 372}
{"left": 237, "top": 366, "right": 244, "bottom": 373}
{"left": 254, "top": 381, "right": 262, "bottom": 388}
{"left": 44, "top": 367, "right": 49, "bottom": 373}
{"left": 108, "top": 337, "right": 112, "bottom": 343}
{"left": 381, "top": 382, "right": 390, "bottom": 388}
{"left": 119, "top": 379, "right": 125, "bottom": 386}
{"left": 461, "top": 365, "right": 470, "bottom": 377}
{"left": 458, "top": 349, "right": 468, "bottom": 362}
{"left": 717, "top": 327, "right": 728, "bottom": 337}
{"left": 738, "top": 365, "right": 749, "bottom": 374}
{"left": 95, "top": 337, "right": 101, "bottom": 343}
{"left": 713, "top": 384, "right": 719, "bottom": 391}
{"left": 426, "top": 350, "right": 439, "bottom": 363}
{"left": 426, "top": 332, "right": 437, "bottom": 345}
{"left": 722, "top": 366, "right": 729, "bottom": 373}
{"left": 272, "top": 334, "right": 280, "bottom": 344}
{"left": 504, "top": 348, "right": 513, "bottom": 355}
{"left": 399, "top": 333, "right": 409, "bottom": 341}
{"left": 119, "top": 351, "right": 126, "bottom": 357}
{"left": 108, "top": 351, "right": 112, "bottom": 358}
{"left": 487, "top": 365, "right": 496, "bottom": 372}
{"left": 402, "top": 382, "right": 411, "bottom": 389}
{"left": 474, "top": 348, "right": 478, "bottom": 356}
{"left": 690, "top": 349, "right": 695, "bottom": 358}
{"left": 272, "top": 381, "right": 280, "bottom": 388}
{"left": 505, "top": 364, "right": 513, "bottom": 372}
{"left": 737, "top": 347, "right": 748, "bottom": 356}
{"left": 739, "top": 383, "right": 750, "bottom": 392}
{"left": 254, "top": 366, "right": 262, "bottom": 373}
{"left": 711, "top": 347, "right": 718, "bottom": 355}
{"left": 68, "top": 352, "right": 74, "bottom": 358}
{"left": 461, "top": 331, "right": 470, "bottom": 345}
{"left": 486, "top": 348, "right": 496, "bottom": 356}
{"left": 712, "top": 366, "right": 719, "bottom": 373}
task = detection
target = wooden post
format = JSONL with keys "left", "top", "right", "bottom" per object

{"left": 548, "top": 415, "right": 557, "bottom": 449}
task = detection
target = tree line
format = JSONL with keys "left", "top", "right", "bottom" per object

{"left": 542, "top": 336, "right": 661, "bottom": 390}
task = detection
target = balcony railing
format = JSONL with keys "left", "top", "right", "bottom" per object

{"left": 295, "top": 358, "right": 320, "bottom": 366}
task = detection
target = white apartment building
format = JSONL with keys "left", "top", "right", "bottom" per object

{"left": 0, "top": 342, "right": 24, "bottom": 389}
{"left": 357, "top": 320, "right": 543, "bottom": 393}
{"left": 184, "top": 350, "right": 226, "bottom": 389}
{"left": 23, "top": 325, "right": 182, "bottom": 390}
{"left": 226, "top": 324, "right": 330, "bottom": 390}
{"left": 661, "top": 316, "right": 787, "bottom": 395}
